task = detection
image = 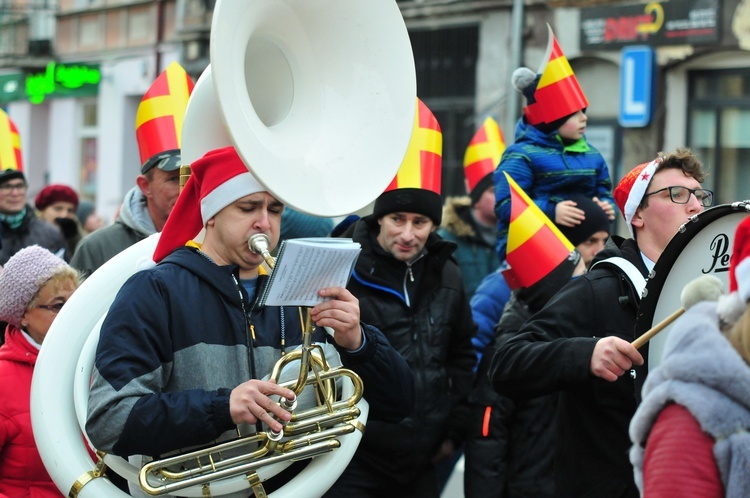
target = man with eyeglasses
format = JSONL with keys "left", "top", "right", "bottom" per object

{"left": 0, "top": 169, "right": 66, "bottom": 266}
{"left": 490, "top": 148, "right": 710, "bottom": 497}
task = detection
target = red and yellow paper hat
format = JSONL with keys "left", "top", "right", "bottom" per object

{"left": 374, "top": 98, "right": 444, "bottom": 224}
{"left": 523, "top": 25, "right": 588, "bottom": 127}
{"left": 502, "top": 171, "right": 575, "bottom": 289}
{"left": 135, "top": 62, "right": 194, "bottom": 172}
{"left": 463, "top": 116, "right": 505, "bottom": 193}
{"left": 0, "top": 108, "right": 23, "bottom": 171}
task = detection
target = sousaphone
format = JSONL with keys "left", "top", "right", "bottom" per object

{"left": 30, "top": 0, "right": 416, "bottom": 496}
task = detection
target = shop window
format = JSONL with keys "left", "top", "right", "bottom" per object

{"left": 79, "top": 100, "right": 98, "bottom": 200}
{"left": 688, "top": 69, "right": 750, "bottom": 205}
{"left": 409, "top": 25, "right": 478, "bottom": 198}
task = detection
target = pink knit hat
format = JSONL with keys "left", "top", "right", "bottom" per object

{"left": 0, "top": 245, "right": 69, "bottom": 327}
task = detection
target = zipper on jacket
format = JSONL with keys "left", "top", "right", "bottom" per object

{"left": 232, "top": 273, "right": 257, "bottom": 379}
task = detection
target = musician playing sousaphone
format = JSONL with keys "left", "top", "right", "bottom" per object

{"left": 85, "top": 146, "right": 414, "bottom": 497}
{"left": 490, "top": 148, "right": 711, "bottom": 497}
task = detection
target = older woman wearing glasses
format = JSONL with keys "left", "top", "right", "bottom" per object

{"left": 0, "top": 245, "right": 81, "bottom": 497}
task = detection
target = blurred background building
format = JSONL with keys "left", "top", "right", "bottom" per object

{"left": 1, "top": 0, "right": 748, "bottom": 230}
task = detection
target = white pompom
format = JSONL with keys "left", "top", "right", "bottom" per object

{"left": 512, "top": 67, "right": 537, "bottom": 93}
{"left": 718, "top": 291, "right": 745, "bottom": 328}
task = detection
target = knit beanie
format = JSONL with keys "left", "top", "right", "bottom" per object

{"left": 35, "top": 184, "right": 79, "bottom": 211}
{"left": 76, "top": 201, "right": 95, "bottom": 226}
{"left": 470, "top": 173, "right": 494, "bottom": 206}
{"left": 518, "top": 249, "right": 582, "bottom": 313}
{"left": 0, "top": 168, "right": 25, "bottom": 186}
{"left": 0, "top": 245, "right": 68, "bottom": 327}
{"left": 557, "top": 195, "right": 611, "bottom": 246}
{"left": 373, "top": 188, "right": 443, "bottom": 225}
{"left": 280, "top": 207, "right": 334, "bottom": 240}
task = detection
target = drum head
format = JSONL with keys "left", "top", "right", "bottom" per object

{"left": 634, "top": 202, "right": 750, "bottom": 392}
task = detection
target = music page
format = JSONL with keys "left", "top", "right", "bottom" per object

{"left": 262, "top": 238, "right": 361, "bottom": 307}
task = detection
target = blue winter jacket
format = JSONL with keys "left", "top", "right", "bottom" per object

{"left": 86, "top": 246, "right": 414, "bottom": 458}
{"left": 494, "top": 118, "right": 614, "bottom": 261}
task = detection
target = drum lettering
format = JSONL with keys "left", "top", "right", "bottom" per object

{"left": 704, "top": 233, "right": 730, "bottom": 273}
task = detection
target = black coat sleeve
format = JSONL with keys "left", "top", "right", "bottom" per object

{"left": 334, "top": 323, "right": 415, "bottom": 423}
{"left": 489, "top": 275, "right": 600, "bottom": 399}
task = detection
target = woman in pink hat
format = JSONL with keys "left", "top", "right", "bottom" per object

{"left": 0, "top": 245, "right": 81, "bottom": 497}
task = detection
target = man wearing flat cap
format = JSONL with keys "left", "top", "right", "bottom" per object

{"left": 71, "top": 62, "right": 193, "bottom": 277}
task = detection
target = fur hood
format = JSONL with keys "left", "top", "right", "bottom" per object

{"left": 630, "top": 301, "right": 750, "bottom": 496}
{"left": 440, "top": 196, "right": 476, "bottom": 238}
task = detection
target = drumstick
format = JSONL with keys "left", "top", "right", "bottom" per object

{"left": 632, "top": 275, "right": 724, "bottom": 349}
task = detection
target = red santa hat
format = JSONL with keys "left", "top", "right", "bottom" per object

{"left": 613, "top": 159, "right": 660, "bottom": 238}
{"left": 152, "top": 146, "right": 265, "bottom": 263}
{"left": 718, "top": 216, "right": 750, "bottom": 326}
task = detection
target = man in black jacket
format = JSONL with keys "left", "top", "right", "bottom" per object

{"left": 490, "top": 148, "right": 711, "bottom": 497}
{"left": 0, "top": 169, "right": 65, "bottom": 265}
{"left": 326, "top": 100, "right": 476, "bottom": 497}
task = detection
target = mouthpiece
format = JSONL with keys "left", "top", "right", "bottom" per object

{"left": 249, "top": 234, "right": 276, "bottom": 268}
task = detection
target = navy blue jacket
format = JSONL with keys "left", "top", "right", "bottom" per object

{"left": 87, "top": 246, "right": 414, "bottom": 458}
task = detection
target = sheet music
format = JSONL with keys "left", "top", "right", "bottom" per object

{"left": 262, "top": 238, "right": 361, "bottom": 307}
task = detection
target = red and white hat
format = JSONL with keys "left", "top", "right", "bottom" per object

{"left": 718, "top": 216, "right": 750, "bottom": 326}
{"left": 613, "top": 159, "right": 660, "bottom": 237}
{"left": 152, "top": 146, "right": 265, "bottom": 263}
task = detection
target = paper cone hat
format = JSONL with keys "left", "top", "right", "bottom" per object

{"left": 523, "top": 25, "right": 588, "bottom": 127}
{"left": 463, "top": 116, "right": 505, "bottom": 195}
{"left": 374, "top": 98, "right": 444, "bottom": 224}
{"left": 0, "top": 109, "right": 23, "bottom": 171}
{"left": 135, "top": 62, "right": 194, "bottom": 173}
{"left": 502, "top": 171, "right": 575, "bottom": 289}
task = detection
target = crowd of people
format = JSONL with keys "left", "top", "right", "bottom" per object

{"left": 2, "top": 28, "right": 749, "bottom": 498}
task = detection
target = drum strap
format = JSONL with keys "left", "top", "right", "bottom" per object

{"left": 590, "top": 257, "right": 647, "bottom": 303}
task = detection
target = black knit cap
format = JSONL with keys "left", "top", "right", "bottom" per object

{"left": 557, "top": 195, "right": 611, "bottom": 246}
{"left": 470, "top": 172, "right": 494, "bottom": 206}
{"left": 0, "top": 168, "right": 25, "bottom": 185}
{"left": 373, "top": 188, "right": 443, "bottom": 225}
{"left": 518, "top": 249, "right": 582, "bottom": 313}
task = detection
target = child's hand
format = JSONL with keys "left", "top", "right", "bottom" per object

{"left": 593, "top": 197, "right": 616, "bottom": 220}
{"left": 555, "top": 200, "right": 585, "bottom": 227}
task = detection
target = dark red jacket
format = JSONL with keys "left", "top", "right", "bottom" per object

{"left": 0, "top": 326, "right": 61, "bottom": 497}
{"left": 642, "top": 403, "right": 723, "bottom": 498}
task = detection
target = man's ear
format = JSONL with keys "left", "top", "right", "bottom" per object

{"left": 631, "top": 207, "right": 645, "bottom": 230}
{"left": 135, "top": 175, "right": 151, "bottom": 198}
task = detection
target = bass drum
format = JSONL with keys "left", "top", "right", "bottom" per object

{"left": 633, "top": 201, "right": 750, "bottom": 394}
{"left": 30, "top": 234, "right": 368, "bottom": 498}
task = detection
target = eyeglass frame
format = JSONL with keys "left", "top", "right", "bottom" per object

{"left": 35, "top": 302, "right": 66, "bottom": 313}
{"left": 642, "top": 185, "right": 714, "bottom": 208}
{"left": 0, "top": 181, "right": 28, "bottom": 192}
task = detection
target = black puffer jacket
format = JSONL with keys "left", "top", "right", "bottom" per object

{"left": 490, "top": 236, "right": 644, "bottom": 498}
{"left": 341, "top": 216, "right": 477, "bottom": 483}
{"left": 465, "top": 292, "right": 557, "bottom": 498}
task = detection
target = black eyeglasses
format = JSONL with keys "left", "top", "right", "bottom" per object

{"left": 643, "top": 186, "right": 714, "bottom": 208}
{"left": 0, "top": 182, "right": 27, "bottom": 192}
{"left": 36, "top": 302, "right": 65, "bottom": 313}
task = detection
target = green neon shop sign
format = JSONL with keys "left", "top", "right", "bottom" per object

{"left": 25, "top": 62, "right": 101, "bottom": 104}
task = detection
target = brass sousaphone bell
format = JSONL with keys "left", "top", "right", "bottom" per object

{"left": 30, "top": 0, "right": 416, "bottom": 496}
